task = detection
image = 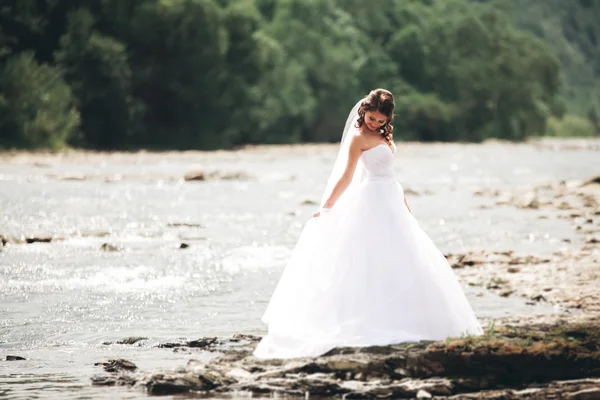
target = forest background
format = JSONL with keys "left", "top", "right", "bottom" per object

{"left": 0, "top": 0, "right": 598, "bottom": 150}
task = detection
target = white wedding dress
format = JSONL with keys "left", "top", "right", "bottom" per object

{"left": 254, "top": 119, "right": 483, "bottom": 360}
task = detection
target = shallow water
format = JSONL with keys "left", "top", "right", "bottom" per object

{"left": 0, "top": 139, "right": 597, "bottom": 399}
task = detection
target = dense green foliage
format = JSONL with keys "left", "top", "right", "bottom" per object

{"left": 490, "top": 0, "right": 600, "bottom": 118}
{"left": 0, "top": 0, "right": 597, "bottom": 149}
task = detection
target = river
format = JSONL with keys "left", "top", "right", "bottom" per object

{"left": 1, "top": 138, "right": 598, "bottom": 399}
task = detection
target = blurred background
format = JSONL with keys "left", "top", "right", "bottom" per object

{"left": 0, "top": 0, "right": 599, "bottom": 151}
{"left": 2, "top": 1, "right": 600, "bottom": 398}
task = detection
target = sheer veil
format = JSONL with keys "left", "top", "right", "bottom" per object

{"left": 319, "top": 98, "right": 366, "bottom": 208}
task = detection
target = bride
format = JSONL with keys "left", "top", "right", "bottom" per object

{"left": 254, "top": 89, "right": 483, "bottom": 359}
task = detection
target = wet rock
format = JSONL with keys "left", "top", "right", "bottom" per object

{"left": 91, "top": 374, "right": 137, "bottom": 386}
{"left": 60, "top": 173, "right": 86, "bottom": 181}
{"left": 184, "top": 170, "right": 253, "bottom": 182}
{"left": 25, "top": 235, "right": 52, "bottom": 244}
{"left": 585, "top": 236, "right": 599, "bottom": 244}
{"left": 216, "top": 171, "right": 253, "bottom": 180}
{"left": 531, "top": 294, "right": 547, "bottom": 302}
{"left": 301, "top": 198, "right": 319, "bottom": 206}
{"left": 100, "top": 243, "right": 122, "bottom": 252}
{"left": 117, "top": 337, "right": 148, "bottom": 345}
{"left": 145, "top": 370, "right": 219, "bottom": 395}
{"left": 95, "top": 359, "right": 138, "bottom": 373}
{"left": 6, "top": 355, "right": 26, "bottom": 361}
{"left": 167, "top": 222, "right": 203, "bottom": 228}
{"left": 230, "top": 333, "right": 261, "bottom": 343}
{"left": 567, "top": 388, "right": 600, "bottom": 400}
{"left": 404, "top": 188, "right": 420, "bottom": 196}
{"left": 583, "top": 176, "right": 600, "bottom": 186}
{"left": 158, "top": 336, "right": 220, "bottom": 349}
{"left": 187, "top": 337, "right": 220, "bottom": 348}
{"left": 81, "top": 230, "right": 110, "bottom": 238}
{"left": 90, "top": 317, "right": 600, "bottom": 398}
{"left": 184, "top": 170, "right": 207, "bottom": 181}
{"left": 523, "top": 198, "right": 541, "bottom": 209}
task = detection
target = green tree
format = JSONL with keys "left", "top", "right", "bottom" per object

{"left": 127, "top": 0, "right": 229, "bottom": 148}
{"left": 56, "top": 9, "right": 138, "bottom": 148}
{"left": 263, "top": 0, "right": 365, "bottom": 142}
{"left": 0, "top": 52, "right": 79, "bottom": 148}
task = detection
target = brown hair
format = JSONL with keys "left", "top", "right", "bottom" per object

{"left": 355, "top": 88, "right": 395, "bottom": 143}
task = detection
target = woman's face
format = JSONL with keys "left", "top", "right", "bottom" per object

{"left": 364, "top": 110, "right": 388, "bottom": 132}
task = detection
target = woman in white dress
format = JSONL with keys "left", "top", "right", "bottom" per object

{"left": 254, "top": 89, "right": 483, "bottom": 359}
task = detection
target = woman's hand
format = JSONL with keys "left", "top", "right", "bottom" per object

{"left": 313, "top": 208, "right": 332, "bottom": 218}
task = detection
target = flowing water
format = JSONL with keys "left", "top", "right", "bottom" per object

{"left": 0, "top": 139, "right": 598, "bottom": 399}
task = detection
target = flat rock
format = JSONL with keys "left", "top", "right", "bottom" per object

{"left": 100, "top": 318, "right": 600, "bottom": 398}
{"left": 25, "top": 235, "right": 52, "bottom": 244}
{"left": 94, "top": 359, "right": 137, "bottom": 373}
{"left": 116, "top": 337, "right": 148, "bottom": 345}
{"left": 100, "top": 243, "right": 122, "bottom": 252}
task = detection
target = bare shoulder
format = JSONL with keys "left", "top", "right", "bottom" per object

{"left": 349, "top": 130, "right": 369, "bottom": 150}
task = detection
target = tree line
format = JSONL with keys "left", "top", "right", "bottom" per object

{"left": 0, "top": 0, "right": 597, "bottom": 150}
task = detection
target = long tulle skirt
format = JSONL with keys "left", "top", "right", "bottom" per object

{"left": 254, "top": 178, "right": 483, "bottom": 359}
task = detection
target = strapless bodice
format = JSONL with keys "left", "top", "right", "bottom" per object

{"left": 360, "top": 144, "right": 395, "bottom": 180}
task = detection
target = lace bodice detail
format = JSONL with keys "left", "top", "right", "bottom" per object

{"left": 360, "top": 144, "right": 395, "bottom": 180}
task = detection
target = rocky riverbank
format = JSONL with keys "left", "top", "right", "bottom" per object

{"left": 2, "top": 140, "right": 598, "bottom": 399}
{"left": 87, "top": 172, "right": 599, "bottom": 398}
{"left": 91, "top": 314, "right": 600, "bottom": 398}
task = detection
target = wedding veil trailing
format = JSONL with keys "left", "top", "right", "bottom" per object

{"left": 319, "top": 98, "right": 366, "bottom": 208}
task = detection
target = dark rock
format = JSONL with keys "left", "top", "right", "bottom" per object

{"left": 230, "top": 333, "right": 262, "bottom": 343}
{"left": 216, "top": 171, "right": 253, "bottom": 181}
{"left": 25, "top": 236, "right": 52, "bottom": 244}
{"left": 94, "top": 358, "right": 137, "bottom": 373}
{"left": 145, "top": 371, "right": 217, "bottom": 395}
{"left": 100, "top": 243, "right": 122, "bottom": 252}
{"left": 60, "top": 174, "right": 86, "bottom": 181}
{"left": 6, "top": 355, "right": 26, "bottom": 361}
{"left": 167, "top": 222, "right": 203, "bottom": 228}
{"left": 567, "top": 388, "right": 600, "bottom": 400}
{"left": 301, "top": 198, "right": 319, "bottom": 206}
{"left": 404, "top": 188, "right": 420, "bottom": 196}
{"left": 184, "top": 170, "right": 252, "bottom": 182}
{"left": 90, "top": 374, "right": 137, "bottom": 387}
{"left": 81, "top": 230, "right": 110, "bottom": 238}
{"left": 116, "top": 337, "right": 148, "bottom": 345}
{"left": 159, "top": 336, "right": 219, "bottom": 349}
{"left": 583, "top": 176, "right": 600, "bottom": 186}
{"left": 187, "top": 337, "right": 220, "bottom": 348}
{"left": 93, "top": 319, "right": 600, "bottom": 399}
{"left": 179, "top": 243, "right": 190, "bottom": 249}
{"left": 531, "top": 294, "right": 547, "bottom": 302}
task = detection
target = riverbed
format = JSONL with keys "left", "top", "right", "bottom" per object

{"left": 1, "top": 138, "right": 598, "bottom": 399}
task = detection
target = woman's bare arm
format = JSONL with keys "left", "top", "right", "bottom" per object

{"left": 313, "top": 136, "right": 363, "bottom": 217}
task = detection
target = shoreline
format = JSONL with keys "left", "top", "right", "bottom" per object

{"left": 86, "top": 313, "right": 600, "bottom": 398}
{"left": 2, "top": 138, "right": 598, "bottom": 399}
